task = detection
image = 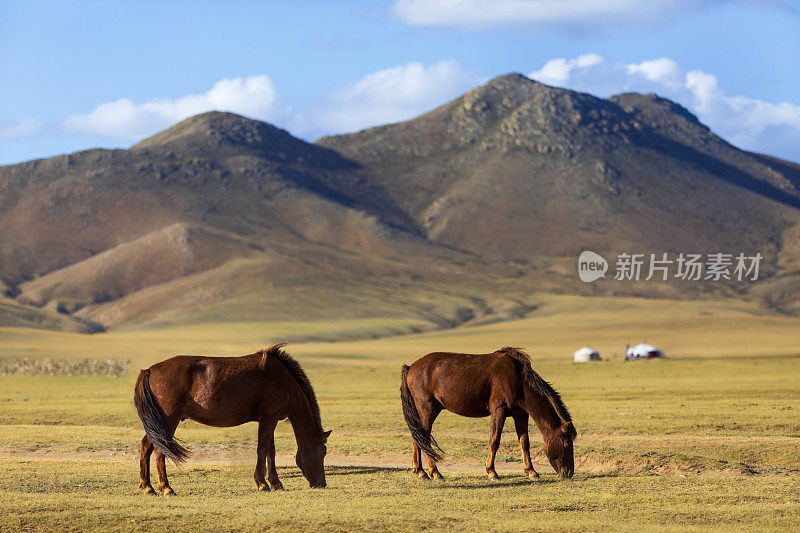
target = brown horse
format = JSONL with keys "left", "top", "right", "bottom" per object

{"left": 134, "top": 343, "right": 331, "bottom": 495}
{"left": 400, "top": 347, "right": 576, "bottom": 481}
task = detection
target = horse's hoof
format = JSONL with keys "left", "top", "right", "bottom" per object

{"left": 418, "top": 471, "right": 431, "bottom": 480}
{"left": 527, "top": 471, "right": 540, "bottom": 479}
{"left": 162, "top": 488, "right": 175, "bottom": 497}
{"left": 432, "top": 474, "right": 445, "bottom": 481}
{"left": 488, "top": 475, "right": 500, "bottom": 482}
{"left": 142, "top": 485, "right": 156, "bottom": 495}
{"left": 270, "top": 483, "right": 284, "bottom": 491}
{"left": 257, "top": 484, "right": 270, "bottom": 492}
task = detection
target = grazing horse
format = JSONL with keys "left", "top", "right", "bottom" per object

{"left": 134, "top": 343, "right": 331, "bottom": 495}
{"left": 400, "top": 347, "right": 576, "bottom": 481}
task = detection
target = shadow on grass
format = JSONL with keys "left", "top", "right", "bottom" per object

{"left": 326, "top": 465, "right": 406, "bottom": 476}
{"left": 324, "top": 466, "right": 560, "bottom": 488}
{"left": 447, "top": 477, "right": 557, "bottom": 489}
{"left": 579, "top": 471, "right": 623, "bottom": 480}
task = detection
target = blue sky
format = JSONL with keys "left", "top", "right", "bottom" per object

{"left": 1, "top": 0, "right": 799, "bottom": 165}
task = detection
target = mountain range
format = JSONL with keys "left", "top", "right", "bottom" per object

{"left": 2, "top": 74, "right": 799, "bottom": 332}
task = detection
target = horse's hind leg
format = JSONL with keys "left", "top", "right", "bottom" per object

{"left": 419, "top": 403, "right": 443, "bottom": 480}
{"left": 154, "top": 419, "right": 181, "bottom": 496}
{"left": 154, "top": 449, "right": 175, "bottom": 496}
{"left": 255, "top": 418, "right": 279, "bottom": 491}
{"left": 424, "top": 451, "right": 443, "bottom": 481}
{"left": 139, "top": 435, "right": 156, "bottom": 494}
{"left": 412, "top": 441, "right": 428, "bottom": 479}
{"left": 512, "top": 413, "right": 539, "bottom": 479}
{"left": 485, "top": 409, "right": 507, "bottom": 481}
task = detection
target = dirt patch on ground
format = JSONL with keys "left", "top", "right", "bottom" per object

{"left": 573, "top": 451, "right": 797, "bottom": 478}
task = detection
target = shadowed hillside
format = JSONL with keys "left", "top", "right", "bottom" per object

{"left": 0, "top": 112, "right": 418, "bottom": 283}
{"left": 17, "top": 223, "right": 263, "bottom": 314}
{"left": 0, "top": 112, "right": 543, "bottom": 329}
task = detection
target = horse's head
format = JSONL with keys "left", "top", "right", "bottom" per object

{"left": 296, "top": 429, "right": 332, "bottom": 488}
{"left": 545, "top": 421, "right": 576, "bottom": 479}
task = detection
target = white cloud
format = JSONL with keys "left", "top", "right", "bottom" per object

{"left": 391, "top": 0, "right": 795, "bottom": 30}
{"left": 292, "top": 60, "right": 476, "bottom": 137}
{"left": 626, "top": 58, "right": 685, "bottom": 90}
{"left": 3, "top": 64, "right": 475, "bottom": 147}
{"left": 530, "top": 53, "right": 604, "bottom": 85}
{"left": 392, "top": 0, "right": 718, "bottom": 30}
{"left": 4, "top": 57, "right": 798, "bottom": 164}
{"left": 62, "top": 76, "right": 281, "bottom": 140}
{"left": 0, "top": 118, "right": 44, "bottom": 140}
{"left": 530, "top": 54, "right": 688, "bottom": 96}
{"left": 530, "top": 54, "right": 800, "bottom": 161}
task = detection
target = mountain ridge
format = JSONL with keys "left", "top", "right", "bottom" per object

{"left": 2, "top": 74, "right": 800, "bottom": 330}
{"left": 318, "top": 73, "right": 799, "bottom": 266}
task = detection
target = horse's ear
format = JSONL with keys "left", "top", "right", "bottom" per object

{"left": 322, "top": 430, "right": 332, "bottom": 443}
{"left": 561, "top": 421, "right": 577, "bottom": 439}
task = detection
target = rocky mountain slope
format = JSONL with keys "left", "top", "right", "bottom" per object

{"left": 319, "top": 74, "right": 800, "bottom": 263}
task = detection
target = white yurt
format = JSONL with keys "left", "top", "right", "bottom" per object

{"left": 626, "top": 343, "right": 662, "bottom": 359}
{"left": 574, "top": 347, "right": 600, "bottom": 363}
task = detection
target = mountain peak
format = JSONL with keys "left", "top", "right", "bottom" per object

{"left": 472, "top": 72, "right": 557, "bottom": 98}
{"left": 485, "top": 72, "right": 535, "bottom": 86}
{"left": 133, "top": 111, "right": 294, "bottom": 150}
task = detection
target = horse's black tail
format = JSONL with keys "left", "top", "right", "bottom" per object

{"left": 134, "top": 369, "right": 189, "bottom": 465}
{"left": 400, "top": 364, "right": 443, "bottom": 462}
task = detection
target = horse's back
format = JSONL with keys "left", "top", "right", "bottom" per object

{"left": 146, "top": 353, "right": 279, "bottom": 427}
{"left": 146, "top": 355, "right": 203, "bottom": 400}
{"left": 148, "top": 354, "right": 257, "bottom": 386}
{"left": 408, "top": 351, "right": 523, "bottom": 417}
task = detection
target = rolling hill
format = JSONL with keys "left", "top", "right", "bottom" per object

{"left": 2, "top": 74, "right": 799, "bottom": 330}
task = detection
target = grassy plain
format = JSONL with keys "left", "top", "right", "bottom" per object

{"left": 0, "top": 294, "right": 799, "bottom": 531}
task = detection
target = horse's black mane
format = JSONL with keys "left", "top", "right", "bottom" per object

{"left": 260, "top": 343, "right": 324, "bottom": 438}
{"left": 495, "top": 347, "right": 576, "bottom": 437}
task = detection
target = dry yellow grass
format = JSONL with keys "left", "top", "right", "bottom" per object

{"left": 1, "top": 294, "right": 798, "bottom": 531}
{"left": 3, "top": 294, "right": 798, "bottom": 367}
{"left": 292, "top": 294, "right": 800, "bottom": 363}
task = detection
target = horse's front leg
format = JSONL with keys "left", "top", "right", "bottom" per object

{"left": 512, "top": 413, "right": 539, "bottom": 479}
{"left": 485, "top": 409, "right": 507, "bottom": 481}
{"left": 139, "top": 435, "right": 156, "bottom": 494}
{"left": 255, "top": 418, "right": 279, "bottom": 491}
{"left": 266, "top": 430, "right": 283, "bottom": 490}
